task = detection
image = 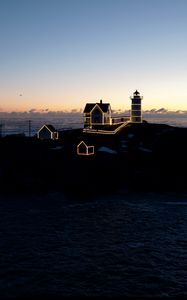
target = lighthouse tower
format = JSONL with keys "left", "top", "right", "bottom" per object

{"left": 130, "top": 90, "right": 143, "bottom": 123}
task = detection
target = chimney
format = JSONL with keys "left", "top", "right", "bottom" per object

{"left": 100, "top": 99, "right": 102, "bottom": 104}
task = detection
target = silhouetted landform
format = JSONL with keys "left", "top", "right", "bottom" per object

{"left": 0, "top": 122, "right": 187, "bottom": 198}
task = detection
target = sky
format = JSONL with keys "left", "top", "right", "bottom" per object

{"left": 1, "top": 0, "right": 187, "bottom": 112}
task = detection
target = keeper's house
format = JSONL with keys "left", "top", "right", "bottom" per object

{"left": 37, "top": 124, "right": 58, "bottom": 140}
{"left": 83, "top": 100, "right": 112, "bottom": 129}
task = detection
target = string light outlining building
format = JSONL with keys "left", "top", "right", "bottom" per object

{"left": 130, "top": 90, "right": 143, "bottom": 123}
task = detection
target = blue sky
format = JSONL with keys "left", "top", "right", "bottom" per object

{"left": 0, "top": 0, "right": 187, "bottom": 111}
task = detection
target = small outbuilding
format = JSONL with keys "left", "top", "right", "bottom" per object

{"left": 37, "top": 124, "right": 58, "bottom": 140}
{"left": 77, "top": 141, "right": 94, "bottom": 155}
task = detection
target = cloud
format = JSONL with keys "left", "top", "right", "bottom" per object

{"left": 156, "top": 108, "right": 168, "bottom": 113}
{"left": 28, "top": 108, "right": 50, "bottom": 113}
{"left": 175, "top": 110, "right": 186, "bottom": 114}
{"left": 28, "top": 108, "right": 37, "bottom": 113}
{"left": 143, "top": 108, "right": 168, "bottom": 114}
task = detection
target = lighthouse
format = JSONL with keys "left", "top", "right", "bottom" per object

{"left": 130, "top": 90, "right": 143, "bottom": 123}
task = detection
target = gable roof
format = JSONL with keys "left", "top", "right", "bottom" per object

{"left": 45, "top": 124, "right": 56, "bottom": 132}
{"left": 77, "top": 140, "right": 87, "bottom": 148}
{"left": 42, "top": 124, "right": 56, "bottom": 132}
{"left": 77, "top": 140, "right": 94, "bottom": 148}
{"left": 84, "top": 102, "right": 110, "bottom": 113}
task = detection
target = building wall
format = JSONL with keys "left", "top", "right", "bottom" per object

{"left": 104, "top": 111, "right": 112, "bottom": 124}
{"left": 38, "top": 127, "right": 52, "bottom": 139}
{"left": 88, "top": 146, "right": 94, "bottom": 155}
{"left": 131, "top": 116, "right": 142, "bottom": 122}
{"left": 77, "top": 144, "right": 87, "bottom": 154}
{"left": 131, "top": 96, "right": 142, "bottom": 123}
{"left": 91, "top": 108, "right": 103, "bottom": 124}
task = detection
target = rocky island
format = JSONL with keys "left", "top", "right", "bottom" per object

{"left": 0, "top": 121, "right": 186, "bottom": 198}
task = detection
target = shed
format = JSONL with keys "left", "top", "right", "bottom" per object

{"left": 37, "top": 124, "right": 58, "bottom": 140}
{"left": 77, "top": 141, "right": 94, "bottom": 155}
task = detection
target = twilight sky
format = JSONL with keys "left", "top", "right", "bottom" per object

{"left": 0, "top": 0, "right": 187, "bottom": 112}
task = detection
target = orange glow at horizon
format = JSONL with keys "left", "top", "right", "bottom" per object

{"left": 0, "top": 86, "right": 187, "bottom": 112}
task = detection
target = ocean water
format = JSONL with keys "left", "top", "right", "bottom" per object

{"left": 145, "top": 113, "right": 187, "bottom": 128}
{"left": 0, "top": 113, "right": 187, "bottom": 136}
{"left": 0, "top": 192, "right": 187, "bottom": 297}
{"left": 0, "top": 114, "right": 83, "bottom": 136}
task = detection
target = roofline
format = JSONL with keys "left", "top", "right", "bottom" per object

{"left": 84, "top": 102, "right": 111, "bottom": 114}
{"left": 77, "top": 141, "right": 94, "bottom": 155}
{"left": 77, "top": 140, "right": 94, "bottom": 148}
{"left": 77, "top": 140, "right": 87, "bottom": 147}
{"left": 37, "top": 124, "right": 56, "bottom": 134}
{"left": 83, "top": 103, "right": 95, "bottom": 113}
{"left": 90, "top": 103, "right": 105, "bottom": 114}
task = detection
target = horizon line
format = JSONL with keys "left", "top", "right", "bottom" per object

{"left": 0, "top": 109, "right": 186, "bottom": 115}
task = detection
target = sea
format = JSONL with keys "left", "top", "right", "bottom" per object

{"left": 1, "top": 192, "right": 187, "bottom": 298}
{"left": 0, "top": 112, "right": 187, "bottom": 136}
{"left": 1, "top": 113, "right": 187, "bottom": 298}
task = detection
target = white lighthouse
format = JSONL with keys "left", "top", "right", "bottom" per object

{"left": 130, "top": 90, "right": 143, "bottom": 123}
